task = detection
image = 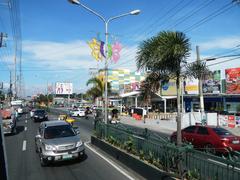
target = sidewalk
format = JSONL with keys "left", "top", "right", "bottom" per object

{"left": 119, "top": 115, "right": 240, "bottom": 136}
{"left": 119, "top": 116, "right": 176, "bottom": 135}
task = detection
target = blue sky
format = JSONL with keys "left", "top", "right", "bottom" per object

{"left": 0, "top": 0, "right": 240, "bottom": 95}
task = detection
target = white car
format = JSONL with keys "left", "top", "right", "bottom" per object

{"left": 70, "top": 109, "right": 85, "bottom": 117}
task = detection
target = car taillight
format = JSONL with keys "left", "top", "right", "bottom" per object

{"left": 221, "top": 138, "right": 230, "bottom": 146}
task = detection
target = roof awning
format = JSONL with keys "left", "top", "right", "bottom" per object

{"left": 151, "top": 93, "right": 177, "bottom": 101}
{"left": 120, "top": 91, "right": 141, "bottom": 98}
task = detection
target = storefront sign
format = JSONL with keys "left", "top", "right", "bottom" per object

{"left": 161, "top": 79, "right": 177, "bottom": 96}
{"left": 228, "top": 115, "right": 235, "bottom": 128}
{"left": 184, "top": 78, "right": 199, "bottom": 94}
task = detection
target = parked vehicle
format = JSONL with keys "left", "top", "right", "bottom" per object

{"left": 0, "top": 109, "right": 17, "bottom": 135}
{"left": 170, "top": 125, "right": 240, "bottom": 154}
{"left": 70, "top": 109, "right": 85, "bottom": 117}
{"left": 35, "top": 120, "right": 85, "bottom": 166}
{"left": 33, "top": 109, "right": 48, "bottom": 122}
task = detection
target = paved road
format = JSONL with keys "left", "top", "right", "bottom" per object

{"left": 4, "top": 112, "right": 143, "bottom": 180}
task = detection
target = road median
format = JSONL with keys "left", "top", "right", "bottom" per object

{"left": 91, "top": 135, "right": 175, "bottom": 180}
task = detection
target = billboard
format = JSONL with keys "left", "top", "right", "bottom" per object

{"left": 225, "top": 68, "right": 240, "bottom": 94}
{"left": 184, "top": 78, "right": 199, "bottom": 94}
{"left": 203, "top": 70, "right": 221, "bottom": 94}
{"left": 55, "top": 82, "right": 73, "bottom": 95}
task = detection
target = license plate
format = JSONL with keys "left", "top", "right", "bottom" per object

{"left": 62, "top": 154, "right": 72, "bottom": 159}
{"left": 232, "top": 140, "right": 239, "bottom": 144}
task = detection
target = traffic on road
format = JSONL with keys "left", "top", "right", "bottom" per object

{"left": 2, "top": 109, "right": 142, "bottom": 180}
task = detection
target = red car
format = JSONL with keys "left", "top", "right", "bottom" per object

{"left": 170, "top": 125, "right": 240, "bottom": 154}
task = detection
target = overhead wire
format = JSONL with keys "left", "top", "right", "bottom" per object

{"left": 110, "top": 0, "right": 215, "bottom": 68}
{"left": 111, "top": 1, "right": 239, "bottom": 69}
{"left": 183, "top": 2, "right": 234, "bottom": 33}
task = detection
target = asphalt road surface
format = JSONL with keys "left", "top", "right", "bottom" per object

{"left": 4, "top": 112, "right": 143, "bottom": 180}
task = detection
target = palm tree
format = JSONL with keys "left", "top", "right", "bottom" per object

{"left": 185, "top": 59, "right": 212, "bottom": 123}
{"left": 137, "top": 31, "right": 191, "bottom": 145}
{"left": 86, "top": 77, "right": 111, "bottom": 103}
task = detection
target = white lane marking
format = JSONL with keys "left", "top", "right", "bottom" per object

{"left": 85, "top": 142, "right": 135, "bottom": 180}
{"left": 25, "top": 114, "right": 28, "bottom": 119}
{"left": 25, "top": 120, "right": 27, "bottom": 123}
{"left": 24, "top": 127, "right": 27, "bottom": 131}
{"left": 22, "top": 140, "right": 27, "bottom": 151}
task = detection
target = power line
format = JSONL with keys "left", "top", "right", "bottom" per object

{"left": 183, "top": 2, "right": 234, "bottom": 33}
{"left": 167, "top": 0, "right": 216, "bottom": 30}
{"left": 207, "top": 56, "right": 240, "bottom": 67}
{"left": 206, "top": 45, "right": 240, "bottom": 59}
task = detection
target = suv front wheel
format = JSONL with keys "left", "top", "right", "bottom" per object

{"left": 40, "top": 153, "right": 49, "bottom": 167}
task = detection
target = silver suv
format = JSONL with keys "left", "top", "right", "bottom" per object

{"left": 35, "top": 120, "right": 85, "bottom": 166}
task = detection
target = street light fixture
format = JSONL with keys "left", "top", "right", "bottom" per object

{"left": 68, "top": 0, "right": 140, "bottom": 125}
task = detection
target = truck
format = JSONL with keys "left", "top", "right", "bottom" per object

{"left": 0, "top": 109, "right": 17, "bottom": 135}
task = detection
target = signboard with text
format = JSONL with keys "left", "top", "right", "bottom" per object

{"left": 55, "top": 82, "right": 73, "bottom": 95}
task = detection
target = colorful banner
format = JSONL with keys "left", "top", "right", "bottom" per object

{"left": 88, "top": 38, "right": 122, "bottom": 63}
{"left": 225, "top": 68, "right": 240, "bottom": 94}
{"left": 203, "top": 70, "right": 221, "bottom": 94}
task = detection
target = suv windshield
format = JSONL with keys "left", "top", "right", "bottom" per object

{"left": 44, "top": 125, "right": 75, "bottom": 139}
{"left": 212, "top": 128, "right": 232, "bottom": 136}
{"left": 35, "top": 110, "right": 45, "bottom": 115}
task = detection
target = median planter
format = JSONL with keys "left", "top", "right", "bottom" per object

{"left": 91, "top": 136, "right": 176, "bottom": 180}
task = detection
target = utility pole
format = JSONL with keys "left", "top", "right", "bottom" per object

{"left": 0, "top": 32, "right": 7, "bottom": 48}
{"left": 196, "top": 46, "right": 205, "bottom": 123}
{"left": 0, "top": 32, "right": 3, "bottom": 48}
{"left": 9, "top": 71, "right": 12, "bottom": 101}
{"left": 0, "top": 32, "right": 9, "bottom": 180}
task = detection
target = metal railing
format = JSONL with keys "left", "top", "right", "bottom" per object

{"left": 95, "top": 122, "right": 240, "bottom": 179}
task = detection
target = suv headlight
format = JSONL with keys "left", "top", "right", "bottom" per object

{"left": 44, "top": 144, "right": 56, "bottom": 151}
{"left": 76, "top": 141, "right": 83, "bottom": 147}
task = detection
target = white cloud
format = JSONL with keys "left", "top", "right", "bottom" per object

{"left": 22, "top": 40, "right": 100, "bottom": 70}
{"left": 198, "top": 36, "right": 240, "bottom": 51}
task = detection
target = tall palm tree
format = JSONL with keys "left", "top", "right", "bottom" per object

{"left": 185, "top": 60, "right": 212, "bottom": 123}
{"left": 137, "top": 31, "right": 191, "bottom": 145}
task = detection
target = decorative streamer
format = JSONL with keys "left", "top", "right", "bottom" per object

{"left": 88, "top": 37, "right": 122, "bottom": 63}
{"left": 111, "top": 41, "right": 122, "bottom": 63}
{"left": 88, "top": 38, "right": 102, "bottom": 61}
{"left": 100, "top": 41, "right": 105, "bottom": 58}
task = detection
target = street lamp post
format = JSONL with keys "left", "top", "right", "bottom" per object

{"left": 68, "top": 0, "right": 140, "bottom": 124}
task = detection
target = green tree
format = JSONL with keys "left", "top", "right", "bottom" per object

{"left": 86, "top": 77, "right": 111, "bottom": 101}
{"left": 137, "top": 31, "right": 191, "bottom": 145}
{"left": 185, "top": 59, "right": 212, "bottom": 122}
